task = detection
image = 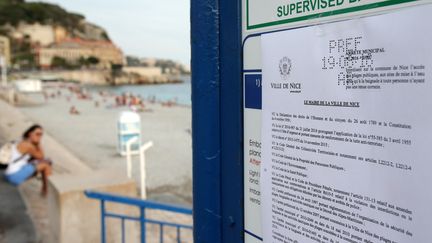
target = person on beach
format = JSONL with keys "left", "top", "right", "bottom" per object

{"left": 3, "top": 125, "right": 53, "bottom": 196}
{"left": 69, "top": 106, "right": 80, "bottom": 115}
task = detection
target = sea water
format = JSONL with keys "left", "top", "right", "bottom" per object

{"left": 88, "top": 75, "right": 191, "bottom": 106}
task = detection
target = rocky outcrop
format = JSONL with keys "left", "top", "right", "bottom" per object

{"left": 73, "top": 21, "right": 109, "bottom": 41}
{"left": 0, "top": 0, "right": 109, "bottom": 43}
{"left": 3, "top": 20, "right": 109, "bottom": 46}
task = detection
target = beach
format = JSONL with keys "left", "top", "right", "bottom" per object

{"left": 17, "top": 83, "right": 192, "bottom": 206}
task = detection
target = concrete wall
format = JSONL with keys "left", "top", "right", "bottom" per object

{"left": 13, "top": 68, "right": 183, "bottom": 85}
{"left": 47, "top": 170, "right": 140, "bottom": 243}
{"left": 123, "top": 66, "right": 162, "bottom": 77}
{"left": 28, "top": 70, "right": 112, "bottom": 85}
{"left": 53, "top": 70, "right": 112, "bottom": 85}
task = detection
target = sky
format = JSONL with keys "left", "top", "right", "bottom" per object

{"left": 30, "top": 0, "right": 191, "bottom": 66}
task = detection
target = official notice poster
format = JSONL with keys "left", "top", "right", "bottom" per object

{"left": 260, "top": 5, "right": 432, "bottom": 243}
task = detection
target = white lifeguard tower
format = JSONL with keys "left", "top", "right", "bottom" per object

{"left": 117, "top": 111, "right": 141, "bottom": 156}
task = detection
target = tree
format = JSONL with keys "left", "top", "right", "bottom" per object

{"left": 11, "top": 35, "right": 36, "bottom": 69}
{"left": 78, "top": 56, "right": 86, "bottom": 66}
{"left": 87, "top": 56, "right": 99, "bottom": 65}
{"left": 51, "top": 56, "right": 68, "bottom": 68}
{"left": 110, "top": 63, "right": 123, "bottom": 85}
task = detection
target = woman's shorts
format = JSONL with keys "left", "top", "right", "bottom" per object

{"left": 4, "top": 164, "right": 36, "bottom": 186}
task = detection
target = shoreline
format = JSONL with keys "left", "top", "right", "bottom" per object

{"left": 43, "top": 80, "right": 186, "bottom": 87}
{"left": 34, "top": 77, "right": 192, "bottom": 106}
{"left": 10, "top": 70, "right": 190, "bottom": 86}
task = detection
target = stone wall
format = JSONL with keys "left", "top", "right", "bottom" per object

{"left": 47, "top": 171, "right": 139, "bottom": 243}
{"left": 51, "top": 70, "right": 112, "bottom": 85}
{"left": 15, "top": 70, "right": 182, "bottom": 85}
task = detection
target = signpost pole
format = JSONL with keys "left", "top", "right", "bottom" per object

{"left": 139, "top": 141, "right": 153, "bottom": 199}
{"left": 126, "top": 137, "right": 139, "bottom": 178}
{"left": 191, "top": 0, "right": 244, "bottom": 242}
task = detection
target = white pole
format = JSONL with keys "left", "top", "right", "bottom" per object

{"left": 125, "top": 137, "right": 139, "bottom": 178}
{"left": 0, "top": 56, "right": 6, "bottom": 87}
{"left": 139, "top": 141, "right": 153, "bottom": 199}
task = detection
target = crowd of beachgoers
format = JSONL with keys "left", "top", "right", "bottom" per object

{"left": 41, "top": 83, "right": 181, "bottom": 115}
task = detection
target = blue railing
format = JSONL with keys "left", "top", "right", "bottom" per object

{"left": 85, "top": 190, "right": 193, "bottom": 243}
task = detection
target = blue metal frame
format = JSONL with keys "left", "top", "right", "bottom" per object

{"left": 220, "top": 0, "right": 244, "bottom": 242}
{"left": 191, "top": 0, "right": 244, "bottom": 242}
{"left": 85, "top": 190, "right": 193, "bottom": 243}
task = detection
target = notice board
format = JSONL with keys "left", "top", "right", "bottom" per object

{"left": 242, "top": 1, "right": 430, "bottom": 242}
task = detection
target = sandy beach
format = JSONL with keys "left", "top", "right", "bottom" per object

{"left": 17, "top": 84, "right": 192, "bottom": 206}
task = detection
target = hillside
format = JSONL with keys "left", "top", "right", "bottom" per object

{"left": 0, "top": 0, "right": 111, "bottom": 68}
{"left": 0, "top": 0, "right": 80, "bottom": 29}
{"left": 0, "top": 0, "right": 109, "bottom": 40}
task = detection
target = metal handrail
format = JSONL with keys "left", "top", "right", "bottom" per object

{"left": 84, "top": 190, "right": 193, "bottom": 243}
{"left": 85, "top": 191, "right": 192, "bottom": 214}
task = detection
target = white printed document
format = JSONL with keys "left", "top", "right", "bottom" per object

{"left": 261, "top": 5, "right": 432, "bottom": 243}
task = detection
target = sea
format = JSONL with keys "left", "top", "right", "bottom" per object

{"left": 87, "top": 75, "right": 191, "bottom": 106}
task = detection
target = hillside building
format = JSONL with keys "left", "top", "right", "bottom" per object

{"left": 36, "top": 38, "right": 124, "bottom": 69}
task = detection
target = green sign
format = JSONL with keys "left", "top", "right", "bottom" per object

{"left": 246, "top": 0, "right": 419, "bottom": 30}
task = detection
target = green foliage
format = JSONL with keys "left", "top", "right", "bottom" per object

{"left": 12, "top": 51, "right": 34, "bottom": 68}
{"left": 111, "top": 63, "right": 123, "bottom": 75}
{"left": 51, "top": 56, "right": 67, "bottom": 68}
{"left": 51, "top": 55, "right": 79, "bottom": 69}
{"left": 87, "top": 56, "right": 99, "bottom": 65}
{"left": 0, "top": 27, "right": 8, "bottom": 36}
{"left": 78, "top": 56, "right": 100, "bottom": 67}
{"left": 10, "top": 33, "right": 36, "bottom": 68}
{"left": 101, "top": 31, "right": 110, "bottom": 40}
{"left": 0, "top": 0, "right": 84, "bottom": 30}
{"left": 78, "top": 56, "right": 87, "bottom": 66}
